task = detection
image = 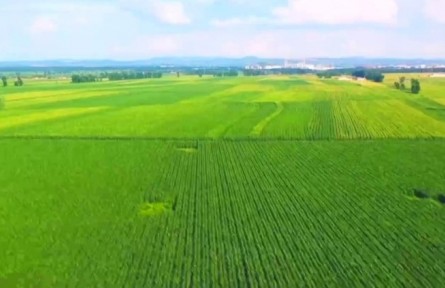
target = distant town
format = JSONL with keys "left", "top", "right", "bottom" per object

{"left": 244, "top": 59, "right": 445, "bottom": 71}
{"left": 245, "top": 60, "right": 334, "bottom": 71}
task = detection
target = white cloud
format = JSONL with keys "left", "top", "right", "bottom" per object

{"left": 191, "top": 0, "right": 255, "bottom": 4}
{"left": 29, "top": 17, "right": 58, "bottom": 34}
{"left": 211, "top": 16, "right": 267, "bottom": 27}
{"left": 108, "top": 28, "right": 410, "bottom": 59}
{"left": 193, "top": 0, "right": 216, "bottom": 4}
{"left": 424, "top": 0, "right": 445, "bottom": 23}
{"left": 112, "top": 35, "right": 182, "bottom": 58}
{"left": 273, "top": 0, "right": 398, "bottom": 25}
{"left": 151, "top": 1, "right": 191, "bottom": 24}
{"left": 120, "top": 0, "right": 191, "bottom": 25}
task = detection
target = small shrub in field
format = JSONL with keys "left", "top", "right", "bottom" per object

{"left": 437, "top": 194, "right": 445, "bottom": 204}
{"left": 411, "top": 79, "right": 421, "bottom": 94}
{"left": 413, "top": 189, "right": 429, "bottom": 199}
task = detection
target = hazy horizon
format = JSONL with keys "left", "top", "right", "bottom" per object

{"left": 3, "top": 56, "right": 445, "bottom": 63}
{"left": 1, "top": 0, "right": 444, "bottom": 61}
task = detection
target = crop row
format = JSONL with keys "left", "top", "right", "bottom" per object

{"left": 1, "top": 140, "right": 444, "bottom": 287}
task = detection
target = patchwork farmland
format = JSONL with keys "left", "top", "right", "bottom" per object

{"left": 0, "top": 75, "right": 444, "bottom": 287}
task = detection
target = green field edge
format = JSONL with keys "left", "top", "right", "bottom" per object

{"left": 1, "top": 135, "right": 445, "bottom": 142}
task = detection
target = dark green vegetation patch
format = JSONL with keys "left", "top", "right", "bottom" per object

{"left": 413, "top": 188, "right": 430, "bottom": 199}
{"left": 438, "top": 194, "right": 445, "bottom": 204}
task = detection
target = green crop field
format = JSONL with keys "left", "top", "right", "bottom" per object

{"left": 0, "top": 75, "right": 445, "bottom": 287}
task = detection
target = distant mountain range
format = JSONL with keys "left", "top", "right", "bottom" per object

{"left": 1, "top": 57, "right": 445, "bottom": 68}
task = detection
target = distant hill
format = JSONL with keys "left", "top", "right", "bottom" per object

{"left": 0, "top": 57, "right": 280, "bottom": 68}
{"left": 1, "top": 57, "right": 445, "bottom": 69}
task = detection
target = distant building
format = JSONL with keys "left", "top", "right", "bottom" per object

{"left": 244, "top": 59, "right": 335, "bottom": 71}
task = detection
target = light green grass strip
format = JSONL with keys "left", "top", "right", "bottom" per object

{"left": 250, "top": 102, "right": 284, "bottom": 136}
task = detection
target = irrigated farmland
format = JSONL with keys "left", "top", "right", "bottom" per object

{"left": 0, "top": 75, "right": 444, "bottom": 287}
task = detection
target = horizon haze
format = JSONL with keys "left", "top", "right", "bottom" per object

{"left": 1, "top": 0, "right": 445, "bottom": 61}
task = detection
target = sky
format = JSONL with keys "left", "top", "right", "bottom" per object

{"left": 0, "top": 0, "right": 444, "bottom": 60}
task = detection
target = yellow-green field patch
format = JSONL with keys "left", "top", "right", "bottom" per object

{"left": 2, "top": 75, "right": 445, "bottom": 139}
{"left": 139, "top": 202, "right": 172, "bottom": 217}
{"left": 5, "top": 90, "right": 121, "bottom": 109}
{"left": 0, "top": 107, "right": 107, "bottom": 131}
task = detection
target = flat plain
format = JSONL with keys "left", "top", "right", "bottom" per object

{"left": 0, "top": 75, "right": 444, "bottom": 287}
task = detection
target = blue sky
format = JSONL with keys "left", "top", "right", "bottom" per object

{"left": 0, "top": 0, "right": 444, "bottom": 60}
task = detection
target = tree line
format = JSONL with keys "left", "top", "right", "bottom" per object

{"left": 212, "top": 71, "right": 238, "bottom": 77}
{"left": 186, "top": 69, "right": 239, "bottom": 77}
{"left": 107, "top": 71, "right": 162, "bottom": 81}
{"left": 351, "top": 70, "right": 385, "bottom": 82}
{"left": 316, "top": 69, "right": 385, "bottom": 83}
{"left": 71, "top": 71, "right": 163, "bottom": 83}
{"left": 71, "top": 74, "right": 100, "bottom": 83}
{"left": 394, "top": 76, "right": 421, "bottom": 94}
{"left": 1, "top": 75, "right": 24, "bottom": 87}
{"left": 244, "top": 68, "right": 313, "bottom": 76}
